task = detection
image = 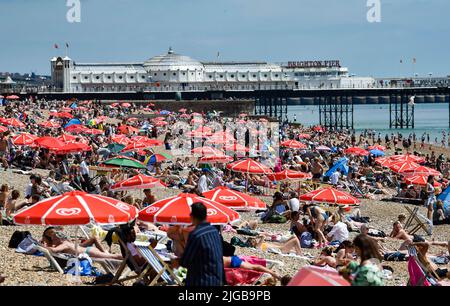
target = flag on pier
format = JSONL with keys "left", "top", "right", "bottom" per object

{"left": 66, "top": 42, "right": 70, "bottom": 48}
{"left": 54, "top": 44, "right": 59, "bottom": 49}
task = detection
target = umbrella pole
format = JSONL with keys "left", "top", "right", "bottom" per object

{"left": 72, "top": 226, "right": 81, "bottom": 284}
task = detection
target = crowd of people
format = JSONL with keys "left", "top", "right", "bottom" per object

{"left": 0, "top": 97, "right": 449, "bottom": 286}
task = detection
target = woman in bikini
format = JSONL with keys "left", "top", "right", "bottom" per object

{"left": 303, "top": 204, "right": 328, "bottom": 248}
{"left": 248, "top": 235, "right": 302, "bottom": 256}
{"left": 41, "top": 227, "right": 122, "bottom": 260}
{"left": 313, "top": 246, "right": 337, "bottom": 268}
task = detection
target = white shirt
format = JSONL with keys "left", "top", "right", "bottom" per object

{"left": 80, "top": 161, "right": 90, "bottom": 176}
{"left": 327, "top": 221, "right": 349, "bottom": 242}
{"left": 288, "top": 198, "right": 300, "bottom": 212}
{"left": 25, "top": 183, "right": 33, "bottom": 198}
{"left": 198, "top": 175, "right": 208, "bottom": 193}
{"left": 330, "top": 171, "right": 341, "bottom": 185}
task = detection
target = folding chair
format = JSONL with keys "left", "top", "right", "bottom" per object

{"left": 404, "top": 206, "right": 433, "bottom": 236}
{"left": 407, "top": 246, "right": 441, "bottom": 286}
{"left": 134, "top": 241, "right": 182, "bottom": 286}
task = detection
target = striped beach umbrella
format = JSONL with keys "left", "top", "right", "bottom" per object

{"left": 13, "top": 191, "right": 138, "bottom": 226}
{"left": 138, "top": 193, "right": 240, "bottom": 225}
{"left": 110, "top": 174, "right": 166, "bottom": 191}
{"left": 267, "top": 169, "right": 312, "bottom": 181}
{"left": 226, "top": 158, "right": 273, "bottom": 174}
{"left": 300, "top": 187, "right": 360, "bottom": 206}
{"left": 202, "top": 187, "right": 266, "bottom": 210}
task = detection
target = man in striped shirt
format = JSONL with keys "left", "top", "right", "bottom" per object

{"left": 180, "top": 202, "right": 224, "bottom": 286}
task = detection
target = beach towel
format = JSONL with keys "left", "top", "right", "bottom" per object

{"left": 225, "top": 268, "right": 263, "bottom": 286}
{"left": 240, "top": 256, "right": 267, "bottom": 267}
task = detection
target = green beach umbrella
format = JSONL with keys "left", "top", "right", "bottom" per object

{"left": 107, "top": 143, "right": 126, "bottom": 153}
{"left": 102, "top": 156, "right": 146, "bottom": 169}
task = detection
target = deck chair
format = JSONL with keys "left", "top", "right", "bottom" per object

{"left": 407, "top": 246, "right": 440, "bottom": 286}
{"left": 404, "top": 206, "right": 433, "bottom": 236}
{"left": 349, "top": 180, "right": 367, "bottom": 198}
{"left": 134, "top": 241, "right": 182, "bottom": 286}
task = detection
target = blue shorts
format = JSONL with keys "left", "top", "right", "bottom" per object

{"left": 230, "top": 256, "right": 243, "bottom": 268}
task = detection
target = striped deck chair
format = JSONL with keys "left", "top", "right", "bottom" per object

{"left": 407, "top": 246, "right": 439, "bottom": 286}
{"left": 404, "top": 206, "right": 433, "bottom": 236}
{"left": 134, "top": 241, "right": 182, "bottom": 286}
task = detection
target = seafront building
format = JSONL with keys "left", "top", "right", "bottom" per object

{"left": 50, "top": 47, "right": 375, "bottom": 93}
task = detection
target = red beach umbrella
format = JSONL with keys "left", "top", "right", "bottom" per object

{"left": 0, "top": 126, "right": 8, "bottom": 133}
{"left": 388, "top": 161, "right": 420, "bottom": 173}
{"left": 121, "top": 141, "right": 153, "bottom": 153}
{"left": 403, "top": 175, "right": 442, "bottom": 187}
{"left": 121, "top": 103, "right": 132, "bottom": 108}
{"left": 118, "top": 125, "right": 140, "bottom": 135}
{"left": 403, "top": 166, "right": 442, "bottom": 177}
{"left": 288, "top": 266, "right": 350, "bottom": 286}
{"left": 12, "top": 133, "right": 38, "bottom": 146}
{"left": 58, "top": 134, "right": 77, "bottom": 143}
{"left": 53, "top": 112, "right": 74, "bottom": 119}
{"left": 344, "top": 147, "right": 369, "bottom": 156}
{"left": 298, "top": 133, "right": 312, "bottom": 139}
{"left": 224, "top": 143, "right": 250, "bottom": 153}
{"left": 34, "top": 136, "right": 65, "bottom": 150}
{"left": 65, "top": 124, "right": 86, "bottom": 133}
{"left": 226, "top": 158, "right": 273, "bottom": 174}
{"left": 202, "top": 187, "right": 266, "bottom": 210}
{"left": 110, "top": 174, "right": 166, "bottom": 191}
{"left": 267, "top": 170, "right": 312, "bottom": 181}
{"left": 53, "top": 142, "right": 92, "bottom": 155}
{"left": 138, "top": 193, "right": 240, "bottom": 225}
{"left": 390, "top": 154, "right": 425, "bottom": 164}
{"left": 6, "top": 95, "right": 19, "bottom": 100}
{"left": 281, "top": 140, "right": 307, "bottom": 149}
{"left": 368, "top": 145, "right": 386, "bottom": 151}
{"left": 40, "top": 121, "right": 61, "bottom": 129}
{"left": 300, "top": 187, "right": 360, "bottom": 206}
{"left": 199, "top": 155, "right": 233, "bottom": 164}
{"left": 111, "top": 135, "right": 131, "bottom": 145}
{"left": 3, "top": 118, "right": 25, "bottom": 128}
{"left": 13, "top": 191, "right": 138, "bottom": 226}
{"left": 82, "top": 128, "right": 103, "bottom": 135}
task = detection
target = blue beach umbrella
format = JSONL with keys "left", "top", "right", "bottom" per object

{"left": 64, "top": 118, "right": 81, "bottom": 129}
{"left": 159, "top": 110, "right": 170, "bottom": 115}
{"left": 369, "top": 149, "right": 385, "bottom": 157}
{"left": 437, "top": 186, "right": 450, "bottom": 214}
{"left": 325, "top": 157, "right": 349, "bottom": 177}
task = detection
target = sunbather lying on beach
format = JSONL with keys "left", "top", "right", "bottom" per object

{"left": 313, "top": 246, "right": 337, "bottom": 268}
{"left": 223, "top": 256, "right": 281, "bottom": 279}
{"left": 41, "top": 227, "right": 122, "bottom": 260}
{"left": 247, "top": 235, "right": 302, "bottom": 255}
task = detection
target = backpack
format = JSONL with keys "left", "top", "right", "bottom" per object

{"left": 300, "top": 232, "right": 313, "bottom": 248}
{"left": 8, "top": 231, "right": 32, "bottom": 249}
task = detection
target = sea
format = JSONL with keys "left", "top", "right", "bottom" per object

{"left": 287, "top": 103, "right": 450, "bottom": 144}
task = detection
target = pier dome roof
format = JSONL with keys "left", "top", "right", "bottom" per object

{"left": 143, "top": 47, "right": 204, "bottom": 72}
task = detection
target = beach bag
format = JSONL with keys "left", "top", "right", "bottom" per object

{"left": 8, "top": 231, "right": 32, "bottom": 249}
{"left": 16, "top": 236, "right": 40, "bottom": 255}
{"left": 300, "top": 232, "right": 313, "bottom": 248}
{"left": 64, "top": 255, "right": 101, "bottom": 277}
{"left": 266, "top": 215, "right": 287, "bottom": 224}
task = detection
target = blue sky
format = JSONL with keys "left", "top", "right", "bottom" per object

{"left": 0, "top": 0, "right": 449, "bottom": 77}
